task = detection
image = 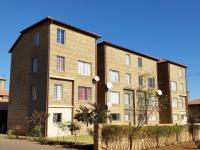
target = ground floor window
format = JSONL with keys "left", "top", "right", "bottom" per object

{"left": 53, "top": 113, "right": 62, "bottom": 123}
{"left": 173, "top": 114, "right": 179, "bottom": 121}
{"left": 124, "top": 113, "right": 131, "bottom": 122}
{"left": 111, "top": 113, "right": 120, "bottom": 121}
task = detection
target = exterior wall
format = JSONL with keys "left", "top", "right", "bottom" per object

{"left": 169, "top": 64, "right": 187, "bottom": 124}
{"left": 47, "top": 106, "right": 72, "bottom": 137}
{"left": 188, "top": 104, "right": 200, "bottom": 123}
{"left": 47, "top": 24, "right": 97, "bottom": 135}
{"left": 98, "top": 44, "right": 159, "bottom": 125}
{"left": 8, "top": 22, "right": 49, "bottom": 134}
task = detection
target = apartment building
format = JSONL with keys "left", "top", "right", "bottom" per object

{"left": 97, "top": 41, "right": 160, "bottom": 125}
{"left": 0, "top": 77, "right": 9, "bottom": 133}
{"left": 8, "top": 17, "right": 100, "bottom": 137}
{"left": 157, "top": 59, "right": 188, "bottom": 124}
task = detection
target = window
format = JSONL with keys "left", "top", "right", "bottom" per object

{"left": 56, "top": 56, "right": 65, "bottom": 71}
{"left": 78, "top": 86, "right": 92, "bottom": 101}
{"left": 0, "top": 80, "right": 2, "bottom": 87}
{"left": 180, "top": 83, "right": 184, "bottom": 93}
{"left": 53, "top": 113, "right": 62, "bottom": 123}
{"left": 150, "top": 96, "right": 156, "bottom": 107}
{"left": 109, "top": 91, "right": 120, "bottom": 104}
{"left": 179, "top": 97, "right": 185, "bottom": 109}
{"left": 171, "top": 81, "right": 177, "bottom": 91}
{"left": 148, "top": 78, "right": 155, "bottom": 88}
{"left": 173, "top": 114, "right": 179, "bottom": 121}
{"left": 137, "top": 92, "right": 146, "bottom": 109}
{"left": 54, "top": 84, "right": 63, "bottom": 100}
{"left": 125, "top": 73, "right": 131, "bottom": 84}
{"left": 78, "top": 61, "right": 91, "bottom": 76}
{"left": 33, "top": 32, "right": 40, "bottom": 47}
{"left": 181, "top": 114, "right": 186, "bottom": 121}
{"left": 179, "top": 68, "right": 183, "bottom": 77}
{"left": 57, "top": 28, "right": 65, "bottom": 44}
{"left": 172, "top": 97, "right": 178, "bottom": 108}
{"left": 139, "top": 76, "right": 143, "bottom": 86}
{"left": 31, "top": 86, "right": 37, "bottom": 101}
{"left": 124, "top": 113, "right": 131, "bottom": 122}
{"left": 124, "top": 93, "right": 130, "bottom": 105}
{"left": 125, "top": 54, "right": 131, "bottom": 65}
{"left": 32, "top": 57, "right": 38, "bottom": 74}
{"left": 111, "top": 113, "right": 120, "bottom": 121}
{"left": 109, "top": 70, "right": 119, "bottom": 83}
{"left": 138, "top": 57, "right": 143, "bottom": 68}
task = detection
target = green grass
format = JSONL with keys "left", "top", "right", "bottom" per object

{"left": 49, "top": 135, "right": 93, "bottom": 144}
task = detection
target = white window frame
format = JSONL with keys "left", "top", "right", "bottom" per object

{"left": 57, "top": 28, "right": 65, "bottom": 44}
{"left": 171, "top": 81, "right": 177, "bottom": 91}
{"left": 180, "top": 83, "right": 184, "bottom": 93}
{"left": 124, "top": 93, "right": 130, "bottom": 105}
{"left": 125, "top": 54, "right": 131, "bottom": 65}
{"left": 109, "top": 70, "right": 119, "bottom": 83}
{"left": 179, "top": 68, "right": 183, "bottom": 78}
{"left": 124, "top": 113, "right": 131, "bottom": 122}
{"left": 109, "top": 91, "right": 120, "bottom": 104}
{"left": 56, "top": 56, "right": 65, "bottom": 71}
{"left": 125, "top": 73, "right": 131, "bottom": 85}
{"left": 54, "top": 84, "right": 63, "bottom": 100}
{"left": 172, "top": 97, "right": 178, "bottom": 108}
{"left": 173, "top": 114, "right": 179, "bottom": 121}
{"left": 78, "top": 61, "right": 92, "bottom": 76}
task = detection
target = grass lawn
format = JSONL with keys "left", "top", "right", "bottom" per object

{"left": 49, "top": 135, "right": 93, "bottom": 144}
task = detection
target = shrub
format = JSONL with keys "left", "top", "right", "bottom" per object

{"left": 7, "top": 129, "right": 14, "bottom": 139}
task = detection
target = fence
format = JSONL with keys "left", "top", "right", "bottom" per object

{"left": 94, "top": 124, "right": 200, "bottom": 150}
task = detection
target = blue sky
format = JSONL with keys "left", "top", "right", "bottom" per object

{"left": 0, "top": 0, "right": 199, "bottom": 99}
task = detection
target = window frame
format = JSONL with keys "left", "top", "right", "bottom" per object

{"left": 111, "top": 113, "right": 120, "bottom": 121}
{"left": 31, "top": 85, "right": 37, "bottom": 101}
{"left": 53, "top": 113, "right": 62, "bottom": 123}
{"left": 138, "top": 57, "right": 143, "bottom": 68}
{"left": 172, "top": 97, "right": 178, "bottom": 108}
{"left": 56, "top": 55, "right": 65, "bottom": 72}
{"left": 57, "top": 28, "right": 65, "bottom": 44}
{"left": 78, "top": 86, "right": 92, "bottom": 101}
{"left": 32, "top": 57, "right": 38, "bottom": 74}
{"left": 33, "top": 31, "right": 40, "bottom": 47}
{"left": 171, "top": 81, "right": 177, "bottom": 91}
{"left": 53, "top": 84, "right": 63, "bottom": 100}
{"left": 125, "top": 54, "right": 131, "bottom": 65}
{"left": 78, "top": 61, "right": 92, "bottom": 76}
{"left": 109, "top": 91, "right": 120, "bottom": 105}
{"left": 109, "top": 70, "right": 119, "bottom": 83}
{"left": 148, "top": 78, "right": 155, "bottom": 88}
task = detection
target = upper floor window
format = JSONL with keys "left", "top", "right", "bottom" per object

{"left": 172, "top": 97, "right": 178, "bottom": 108}
{"left": 138, "top": 57, "right": 143, "bottom": 68}
{"left": 78, "top": 86, "right": 92, "bottom": 101}
{"left": 171, "top": 81, "right": 177, "bottom": 91}
{"left": 109, "top": 91, "right": 120, "bottom": 104}
{"left": 124, "top": 93, "right": 130, "bottom": 105}
{"left": 78, "top": 61, "right": 91, "bottom": 76}
{"left": 109, "top": 70, "right": 119, "bottom": 83}
{"left": 56, "top": 56, "right": 65, "bottom": 71}
{"left": 179, "top": 68, "right": 183, "bottom": 78}
{"left": 180, "top": 83, "right": 184, "bottom": 93}
{"left": 125, "top": 73, "right": 131, "bottom": 85}
{"left": 148, "top": 78, "right": 155, "bottom": 88}
{"left": 139, "top": 75, "right": 143, "bottom": 86}
{"left": 54, "top": 84, "right": 63, "bottom": 100}
{"left": 31, "top": 86, "right": 37, "bottom": 101}
{"left": 179, "top": 97, "right": 186, "bottom": 109}
{"left": 33, "top": 32, "right": 40, "bottom": 47}
{"left": 32, "top": 57, "right": 38, "bottom": 74}
{"left": 57, "top": 28, "right": 65, "bottom": 44}
{"left": 137, "top": 91, "right": 146, "bottom": 109}
{"left": 53, "top": 113, "right": 62, "bottom": 123}
{"left": 125, "top": 54, "right": 131, "bottom": 65}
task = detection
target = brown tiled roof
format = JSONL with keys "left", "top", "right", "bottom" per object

{"left": 158, "top": 59, "right": 187, "bottom": 68}
{"left": 0, "top": 89, "right": 9, "bottom": 96}
{"left": 9, "top": 16, "right": 101, "bottom": 53}
{"left": 189, "top": 98, "right": 200, "bottom": 105}
{"left": 98, "top": 41, "right": 159, "bottom": 61}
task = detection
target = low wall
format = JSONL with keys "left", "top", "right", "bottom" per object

{"left": 94, "top": 124, "right": 200, "bottom": 150}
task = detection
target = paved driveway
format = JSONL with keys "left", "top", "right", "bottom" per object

{"left": 0, "top": 137, "right": 79, "bottom": 150}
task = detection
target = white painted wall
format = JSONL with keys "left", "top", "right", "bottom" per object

{"left": 47, "top": 106, "right": 72, "bottom": 137}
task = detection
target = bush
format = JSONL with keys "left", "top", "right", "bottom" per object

{"left": 28, "top": 125, "right": 42, "bottom": 137}
{"left": 7, "top": 129, "right": 14, "bottom": 139}
{"left": 102, "top": 124, "right": 183, "bottom": 143}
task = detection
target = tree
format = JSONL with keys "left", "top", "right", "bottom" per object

{"left": 74, "top": 103, "right": 111, "bottom": 126}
